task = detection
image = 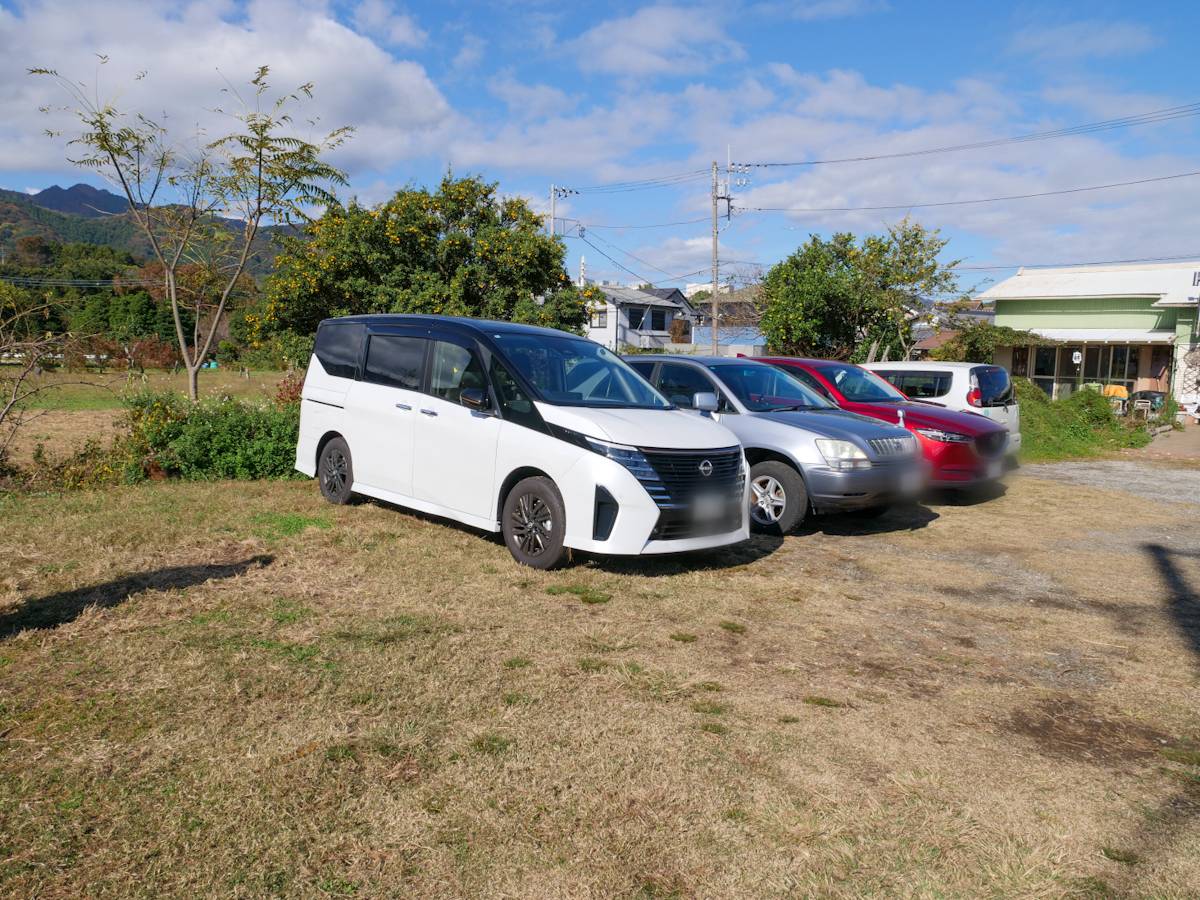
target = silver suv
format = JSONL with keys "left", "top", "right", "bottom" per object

{"left": 626, "top": 356, "right": 927, "bottom": 532}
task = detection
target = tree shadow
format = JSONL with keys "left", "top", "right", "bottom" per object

{"left": 1143, "top": 543, "right": 1200, "bottom": 665}
{"left": 0, "top": 555, "right": 274, "bottom": 640}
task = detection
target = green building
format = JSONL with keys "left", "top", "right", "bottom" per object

{"left": 978, "top": 261, "right": 1200, "bottom": 405}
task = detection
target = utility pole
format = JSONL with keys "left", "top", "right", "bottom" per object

{"left": 710, "top": 161, "right": 719, "bottom": 355}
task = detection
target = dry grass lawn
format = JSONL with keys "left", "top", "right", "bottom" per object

{"left": 1, "top": 467, "right": 1198, "bottom": 897}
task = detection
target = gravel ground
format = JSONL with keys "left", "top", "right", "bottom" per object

{"left": 1019, "top": 458, "right": 1200, "bottom": 506}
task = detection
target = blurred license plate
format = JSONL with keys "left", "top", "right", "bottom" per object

{"left": 986, "top": 460, "right": 1004, "bottom": 479}
{"left": 900, "top": 469, "right": 924, "bottom": 495}
{"left": 693, "top": 494, "right": 726, "bottom": 521}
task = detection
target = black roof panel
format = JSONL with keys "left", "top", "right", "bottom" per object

{"left": 319, "top": 314, "right": 579, "bottom": 339}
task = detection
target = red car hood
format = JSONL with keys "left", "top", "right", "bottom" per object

{"left": 850, "top": 401, "right": 1004, "bottom": 435}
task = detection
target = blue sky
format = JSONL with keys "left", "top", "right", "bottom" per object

{"left": 2, "top": 0, "right": 1198, "bottom": 293}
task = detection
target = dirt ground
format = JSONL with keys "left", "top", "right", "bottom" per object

{"left": 0, "top": 461, "right": 1198, "bottom": 897}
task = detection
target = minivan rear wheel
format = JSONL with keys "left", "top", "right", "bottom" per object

{"left": 502, "top": 476, "right": 567, "bottom": 569}
{"left": 318, "top": 437, "right": 355, "bottom": 505}
{"left": 749, "top": 461, "right": 807, "bottom": 534}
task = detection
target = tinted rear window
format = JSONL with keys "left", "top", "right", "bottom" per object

{"left": 973, "top": 365, "right": 1013, "bottom": 405}
{"left": 877, "top": 370, "right": 952, "bottom": 399}
{"left": 314, "top": 322, "right": 364, "bottom": 379}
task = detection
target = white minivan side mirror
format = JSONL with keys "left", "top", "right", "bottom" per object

{"left": 693, "top": 392, "right": 718, "bottom": 414}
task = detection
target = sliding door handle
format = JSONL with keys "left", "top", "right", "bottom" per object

{"left": 420, "top": 408, "right": 438, "bottom": 417}
{"left": 394, "top": 402, "right": 412, "bottom": 411}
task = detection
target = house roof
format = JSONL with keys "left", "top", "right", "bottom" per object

{"left": 596, "top": 285, "right": 687, "bottom": 309}
{"left": 913, "top": 329, "right": 960, "bottom": 351}
{"left": 977, "top": 260, "right": 1200, "bottom": 307}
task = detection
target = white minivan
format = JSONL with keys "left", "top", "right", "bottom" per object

{"left": 296, "top": 315, "right": 750, "bottom": 568}
{"left": 862, "top": 360, "right": 1022, "bottom": 453}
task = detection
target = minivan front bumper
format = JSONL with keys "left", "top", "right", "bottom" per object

{"left": 559, "top": 452, "right": 750, "bottom": 556}
{"left": 803, "top": 459, "right": 926, "bottom": 513}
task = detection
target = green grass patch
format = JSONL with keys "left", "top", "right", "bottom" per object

{"left": 1100, "top": 846, "right": 1140, "bottom": 866}
{"left": 270, "top": 598, "right": 313, "bottom": 625}
{"left": 251, "top": 512, "right": 331, "bottom": 540}
{"left": 1159, "top": 746, "right": 1200, "bottom": 767}
{"left": 470, "top": 732, "right": 513, "bottom": 756}
{"left": 547, "top": 584, "right": 611, "bottom": 605}
{"left": 778, "top": 715, "right": 800, "bottom": 724}
{"left": 803, "top": 696, "right": 845, "bottom": 708}
{"left": 502, "top": 656, "right": 532, "bottom": 669}
{"left": 718, "top": 621, "right": 746, "bottom": 635}
{"left": 699, "top": 721, "right": 729, "bottom": 736}
{"left": 691, "top": 700, "right": 728, "bottom": 715}
{"left": 669, "top": 632, "right": 697, "bottom": 643}
{"left": 578, "top": 657, "right": 607, "bottom": 673}
{"left": 697, "top": 681, "right": 723, "bottom": 692}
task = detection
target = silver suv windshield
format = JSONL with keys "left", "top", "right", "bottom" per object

{"left": 711, "top": 362, "right": 834, "bottom": 412}
{"left": 493, "top": 333, "right": 672, "bottom": 409}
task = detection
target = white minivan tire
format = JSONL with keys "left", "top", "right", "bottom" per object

{"left": 502, "top": 476, "right": 568, "bottom": 569}
{"left": 318, "top": 437, "right": 355, "bottom": 505}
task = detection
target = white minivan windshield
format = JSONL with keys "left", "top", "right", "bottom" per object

{"left": 494, "top": 333, "right": 671, "bottom": 409}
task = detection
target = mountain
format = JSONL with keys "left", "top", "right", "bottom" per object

{"left": 31, "top": 183, "right": 128, "bottom": 218}
{"left": 0, "top": 187, "right": 293, "bottom": 276}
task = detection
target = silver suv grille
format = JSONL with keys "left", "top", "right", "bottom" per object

{"left": 868, "top": 436, "right": 915, "bottom": 457}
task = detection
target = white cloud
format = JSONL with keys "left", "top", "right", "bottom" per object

{"left": 452, "top": 34, "right": 486, "bottom": 71}
{"left": 351, "top": 0, "right": 426, "bottom": 47}
{"left": 570, "top": 5, "right": 744, "bottom": 77}
{"left": 488, "top": 73, "right": 576, "bottom": 121}
{"left": 0, "top": 0, "right": 453, "bottom": 178}
{"left": 1009, "top": 20, "right": 1158, "bottom": 61}
{"left": 754, "top": 0, "right": 888, "bottom": 21}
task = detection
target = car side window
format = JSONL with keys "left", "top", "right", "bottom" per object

{"left": 488, "top": 355, "right": 544, "bottom": 431}
{"left": 657, "top": 363, "right": 718, "bottom": 409}
{"left": 626, "top": 360, "right": 656, "bottom": 380}
{"left": 787, "top": 366, "right": 833, "bottom": 400}
{"left": 429, "top": 341, "right": 486, "bottom": 404}
{"left": 314, "top": 322, "right": 364, "bottom": 379}
{"left": 363, "top": 334, "right": 425, "bottom": 389}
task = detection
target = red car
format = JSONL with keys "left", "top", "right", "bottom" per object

{"left": 754, "top": 357, "right": 1010, "bottom": 488}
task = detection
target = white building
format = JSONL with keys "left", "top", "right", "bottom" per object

{"left": 584, "top": 285, "right": 695, "bottom": 351}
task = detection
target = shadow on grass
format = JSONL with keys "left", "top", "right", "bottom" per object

{"left": 1143, "top": 543, "right": 1200, "bottom": 666}
{"left": 0, "top": 555, "right": 274, "bottom": 640}
{"left": 802, "top": 503, "right": 939, "bottom": 536}
{"left": 924, "top": 482, "right": 1008, "bottom": 507}
{"left": 583, "top": 533, "right": 785, "bottom": 577}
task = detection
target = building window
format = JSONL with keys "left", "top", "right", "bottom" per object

{"left": 590, "top": 307, "right": 608, "bottom": 328}
{"left": 1032, "top": 346, "right": 1056, "bottom": 396}
{"left": 627, "top": 307, "right": 645, "bottom": 330}
{"left": 649, "top": 308, "right": 667, "bottom": 331}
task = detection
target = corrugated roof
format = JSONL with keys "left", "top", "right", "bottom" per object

{"left": 977, "top": 260, "right": 1200, "bottom": 307}
{"left": 597, "top": 285, "right": 684, "bottom": 308}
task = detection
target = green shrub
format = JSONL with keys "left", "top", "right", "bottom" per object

{"left": 124, "top": 390, "right": 300, "bottom": 480}
{"left": 1015, "top": 379, "right": 1150, "bottom": 461}
{"left": 237, "top": 331, "right": 314, "bottom": 371}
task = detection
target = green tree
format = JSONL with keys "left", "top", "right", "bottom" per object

{"left": 33, "top": 62, "right": 351, "bottom": 400}
{"left": 760, "top": 219, "right": 962, "bottom": 361}
{"left": 930, "top": 321, "right": 1047, "bottom": 363}
{"left": 259, "top": 175, "right": 588, "bottom": 339}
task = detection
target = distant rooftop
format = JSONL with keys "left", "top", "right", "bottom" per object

{"left": 977, "top": 260, "right": 1200, "bottom": 308}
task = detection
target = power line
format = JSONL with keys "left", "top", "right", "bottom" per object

{"left": 734, "top": 100, "right": 1200, "bottom": 168}
{"left": 747, "top": 169, "right": 1200, "bottom": 214}
{"left": 561, "top": 169, "right": 710, "bottom": 195}
{"left": 585, "top": 231, "right": 682, "bottom": 281}
{"left": 0, "top": 275, "right": 156, "bottom": 287}
{"left": 562, "top": 214, "right": 711, "bottom": 230}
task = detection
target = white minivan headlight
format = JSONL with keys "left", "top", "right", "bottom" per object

{"left": 572, "top": 433, "right": 658, "bottom": 481}
{"left": 815, "top": 438, "right": 870, "bottom": 470}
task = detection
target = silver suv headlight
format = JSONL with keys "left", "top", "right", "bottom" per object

{"left": 815, "top": 438, "right": 871, "bottom": 470}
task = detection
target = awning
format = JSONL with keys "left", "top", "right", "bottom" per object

{"left": 1029, "top": 328, "right": 1176, "bottom": 344}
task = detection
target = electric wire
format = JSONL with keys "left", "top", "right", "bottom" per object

{"left": 734, "top": 101, "right": 1200, "bottom": 168}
